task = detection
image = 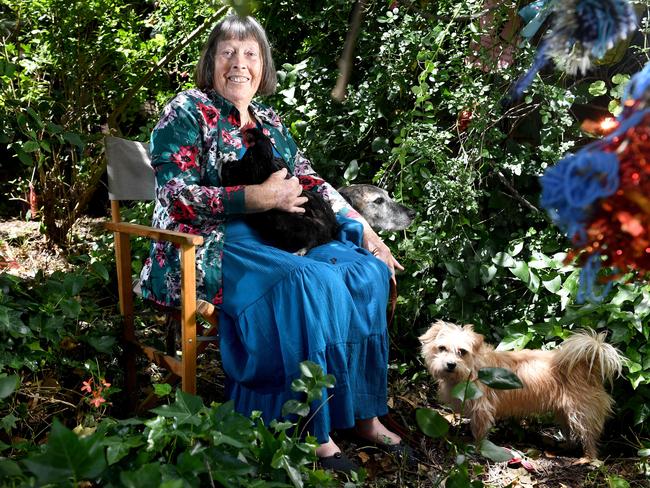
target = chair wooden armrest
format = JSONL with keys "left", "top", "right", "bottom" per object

{"left": 105, "top": 221, "right": 203, "bottom": 246}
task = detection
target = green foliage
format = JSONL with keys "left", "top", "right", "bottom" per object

{"left": 0, "top": 266, "right": 115, "bottom": 373}
{"left": 254, "top": 0, "right": 650, "bottom": 440}
{"left": 2, "top": 365, "right": 345, "bottom": 488}
{"left": 0, "top": 0, "right": 223, "bottom": 242}
{"left": 1, "top": 0, "right": 650, "bottom": 484}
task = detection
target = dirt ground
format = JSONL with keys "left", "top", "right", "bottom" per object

{"left": 1, "top": 217, "right": 649, "bottom": 487}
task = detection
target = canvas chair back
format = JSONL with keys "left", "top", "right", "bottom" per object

{"left": 105, "top": 136, "right": 154, "bottom": 202}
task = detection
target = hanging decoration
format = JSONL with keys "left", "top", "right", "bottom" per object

{"left": 540, "top": 63, "right": 650, "bottom": 301}
{"left": 506, "top": 0, "right": 636, "bottom": 103}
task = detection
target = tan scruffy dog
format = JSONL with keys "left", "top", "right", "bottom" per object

{"left": 419, "top": 320, "right": 623, "bottom": 458}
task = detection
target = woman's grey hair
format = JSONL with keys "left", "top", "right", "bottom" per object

{"left": 196, "top": 15, "right": 277, "bottom": 96}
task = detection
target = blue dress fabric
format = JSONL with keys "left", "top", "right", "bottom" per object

{"left": 219, "top": 215, "right": 391, "bottom": 442}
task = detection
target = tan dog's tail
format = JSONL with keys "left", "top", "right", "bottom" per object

{"left": 554, "top": 329, "right": 623, "bottom": 384}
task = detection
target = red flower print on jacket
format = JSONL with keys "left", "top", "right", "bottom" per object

{"left": 206, "top": 195, "right": 225, "bottom": 214}
{"left": 170, "top": 200, "right": 197, "bottom": 222}
{"left": 154, "top": 244, "right": 166, "bottom": 267}
{"left": 171, "top": 145, "right": 199, "bottom": 171}
{"left": 227, "top": 113, "right": 239, "bottom": 126}
{"left": 221, "top": 129, "right": 242, "bottom": 150}
{"left": 198, "top": 103, "right": 220, "bottom": 129}
{"left": 298, "top": 175, "right": 323, "bottom": 191}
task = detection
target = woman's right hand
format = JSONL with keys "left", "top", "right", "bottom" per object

{"left": 244, "top": 168, "right": 307, "bottom": 213}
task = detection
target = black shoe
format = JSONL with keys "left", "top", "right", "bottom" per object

{"left": 318, "top": 451, "right": 359, "bottom": 474}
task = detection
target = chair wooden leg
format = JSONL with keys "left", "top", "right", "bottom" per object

{"left": 179, "top": 243, "right": 197, "bottom": 394}
{"left": 114, "top": 229, "right": 137, "bottom": 410}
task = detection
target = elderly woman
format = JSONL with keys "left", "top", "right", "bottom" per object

{"left": 140, "top": 15, "right": 408, "bottom": 472}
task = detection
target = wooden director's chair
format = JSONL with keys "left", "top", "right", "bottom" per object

{"left": 104, "top": 136, "right": 397, "bottom": 410}
{"left": 104, "top": 136, "right": 219, "bottom": 408}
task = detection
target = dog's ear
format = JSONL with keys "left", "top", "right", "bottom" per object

{"left": 419, "top": 320, "right": 447, "bottom": 344}
{"left": 463, "top": 324, "right": 484, "bottom": 353}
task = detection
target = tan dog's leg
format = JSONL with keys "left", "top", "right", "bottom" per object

{"left": 469, "top": 400, "right": 496, "bottom": 441}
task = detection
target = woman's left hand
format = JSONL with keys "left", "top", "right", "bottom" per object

{"left": 363, "top": 225, "right": 403, "bottom": 279}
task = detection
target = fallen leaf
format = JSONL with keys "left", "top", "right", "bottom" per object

{"left": 397, "top": 394, "right": 419, "bottom": 409}
{"left": 357, "top": 451, "right": 370, "bottom": 464}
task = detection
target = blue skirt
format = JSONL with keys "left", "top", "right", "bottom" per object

{"left": 219, "top": 216, "right": 391, "bottom": 443}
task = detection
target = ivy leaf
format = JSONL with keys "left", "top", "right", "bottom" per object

{"left": 451, "top": 380, "right": 483, "bottom": 402}
{"left": 63, "top": 273, "right": 86, "bottom": 296}
{"left": 150, "top": 389, "right": 203, "bottom": 425}
{"left": 588, "top": 80, "right": 607, "bottom": 96}
{"left": 153, "top": 383, "right": 173, "bottom": 397}
{"left": 612, "top": 73, "right": 629, "bottom": 85}
{"left": 272, "top": 452, "right": 302, "bottom": 488}
{"left": 23, "top": 420, "right": 107, "bottom": 483}
{"left": 0, "top": 375, "right": 20, "bottom": 399}
{"left": 478, "top": 367, "right": 523, "bottom": 390}
{"left": 479, "top": 439, "right": 512, "bottom": 462}
{"left": 0, "top": 306, "right": 31, "bottom": 338}
{"left": 416, "top": 408, "right": 449, "bottom": 438}
{"left": 299, "top": 360, "right": 322, "bottom": 379}
{"left": 611, "top": 287, "right": 637, "bottom": 306}
{"left": 119, "top": 462, "right": 163, "bottom": 488}
{"left": 281, "top": 399, "right": 310, "bottom": 417}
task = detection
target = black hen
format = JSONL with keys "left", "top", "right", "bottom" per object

{"left": 220, "top": 127, "right": 338, "bottom": 254}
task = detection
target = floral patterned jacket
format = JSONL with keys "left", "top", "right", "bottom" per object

{"left": 139, "top": 88, "right": 360, "bottom": 307}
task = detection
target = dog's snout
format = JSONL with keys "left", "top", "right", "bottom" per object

{"left": 446, "top": 362, "right": 456, "bottom": 371}
{"left": 406, "top": 207, "right": 416, "bottom": 219}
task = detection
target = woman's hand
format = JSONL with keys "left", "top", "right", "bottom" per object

{"left": 362, "top": 223, "right": 403, "bottom": 280}
{"left": 245, "top": 168, "right": 308, "bottom": 213}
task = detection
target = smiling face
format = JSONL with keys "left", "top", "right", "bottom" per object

{"left": 213, "top": 37, "right": 263, "bottom": 111}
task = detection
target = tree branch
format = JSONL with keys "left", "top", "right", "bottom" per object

{"left": 331, "top": 0, "right": 367, "bottom": 102}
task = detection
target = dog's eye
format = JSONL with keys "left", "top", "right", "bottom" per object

{"left": 373, "top": 197, "right": 385, "bottom": 205}
{"left": 438, "top": 345, "right": 447, "bottom": 352}
{"left": 458, "top": 349, "right": 468, "bottom": 357}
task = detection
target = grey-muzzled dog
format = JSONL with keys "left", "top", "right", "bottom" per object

{"left": 338, "top": 184, "right": 415, "bottom": 232}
